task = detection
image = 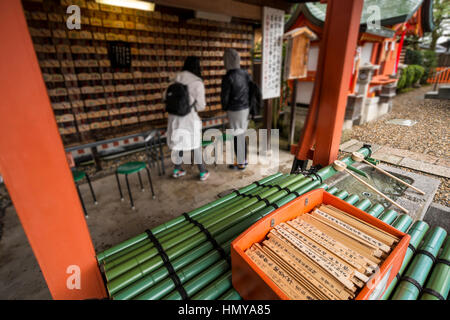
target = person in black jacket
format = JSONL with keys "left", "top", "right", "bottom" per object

{"left": 221, "top": 48, "right": 250, "bottom": 170}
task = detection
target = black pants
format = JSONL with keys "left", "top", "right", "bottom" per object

{"left": 234, "top": 135, "right": 247, "bottom": 165}
{"left": 174, "top": 149, "right": 207, "bottom": 173}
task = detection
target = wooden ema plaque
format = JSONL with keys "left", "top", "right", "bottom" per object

{"left": 231, "top": 188, "right": 410, "bottom": 300}
{"left": 283, "top": 27, "right": 317, "bottom": 80}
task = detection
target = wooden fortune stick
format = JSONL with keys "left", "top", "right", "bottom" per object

{"left": 332, "top": 160, "right": 409, "bottom": 214}
{"left": 351, "top": 152, "right": 425, "bottom": 195}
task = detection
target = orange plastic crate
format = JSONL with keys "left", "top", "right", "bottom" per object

{"left": 231, "top": 188, "right": 410, "bottom": 300}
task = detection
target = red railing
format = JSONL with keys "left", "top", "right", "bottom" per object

{"left": 427, "top": 67, "right": 450, "bottom": 85}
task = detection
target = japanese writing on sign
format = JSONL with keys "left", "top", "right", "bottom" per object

{"left": 108, "top": 41, "right": 131, "bottom": 68}
{"left": 261, "top": 7, "right": 284, "bottom": 100}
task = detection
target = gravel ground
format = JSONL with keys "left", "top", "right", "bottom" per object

{"left": 347, "top": 85, "right": 449, "bottom": 206}
{"left": 351, "top": 86, "right": 449, "bottom": 158}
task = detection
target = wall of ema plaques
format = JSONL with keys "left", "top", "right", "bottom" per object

{"left": 22, "top": 0, "right": 254, "bottom": 146}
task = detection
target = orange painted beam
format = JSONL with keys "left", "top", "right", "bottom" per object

{"left": 0, "top": 0, "right": 106, "bottom": 300}
{"left": 292, "top": 2, "right": 332, "bottom": 160}
{"left": 294, "top": 0, "right": 363, "bottom": 166}
{"left": 313, "top": 0, "right": 364, "bottom": 166}
{"left": 312, "top": 0, "right": 364, "bottom": 167}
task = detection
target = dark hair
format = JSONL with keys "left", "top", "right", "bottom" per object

{"left": 182, "top": 56, "right": 202, "bottom": 79}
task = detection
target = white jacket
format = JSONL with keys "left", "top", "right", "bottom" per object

{"left": 166, "top": 71, "right": 206, "bottom": 151}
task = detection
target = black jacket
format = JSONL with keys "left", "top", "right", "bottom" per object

{"left": 221, "top": 69, "right": 250, "bottom": 111}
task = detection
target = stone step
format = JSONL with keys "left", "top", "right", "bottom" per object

{"left": 438, "top": 85, "right": 450, "bottom": 99}
{"left": 425, "top": 90, "right": 449, "bottom": 100}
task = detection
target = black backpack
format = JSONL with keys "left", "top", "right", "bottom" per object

{"left": 165, "top": 82, "right": 193, "bottom": 116}
{"left": 248, "top": 80, "right": 262, "bottom": 118}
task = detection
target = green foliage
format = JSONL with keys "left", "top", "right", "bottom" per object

{"left": 397, "top": 65, "right": 425, "bottom": 90}
{"left": 412, "top": 65, "right": 425, "bottom": 84}
{"left": 404, "top": 66, "right": 416, "bottom": 87}
{"left": 397, "top": 70, "right": 407, "bottom": 90}
{"left": 405, "top": 49, "right": 423, "bottom": 65}
{"left": 421, "top": 50, "right": 438, "bottom": 84}
{"left": 429, "top": 0, "right": 450, "bottom": 51}
{"left": 402, "top": 49, "right": 438, "bottom": 84}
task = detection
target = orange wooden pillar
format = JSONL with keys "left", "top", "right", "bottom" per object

{"left": 294, "top": 0, "right": 364, "bottom": 168}
{"left": 0, "top": 0, "right": 106, "bottom": 299}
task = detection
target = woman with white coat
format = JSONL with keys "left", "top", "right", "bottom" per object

{"left": 166, "top": 56, "right": 209, "bottom": 181}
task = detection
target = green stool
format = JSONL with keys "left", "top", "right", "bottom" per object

{"left": 115, "top": 161, "right": 155, "bottom": 210}
{"left": 72, "top": 170, "right": 97, "bottom": 217}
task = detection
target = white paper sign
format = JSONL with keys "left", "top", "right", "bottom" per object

{"left": 261, "top": 6, "right": 284, "bottom": 100}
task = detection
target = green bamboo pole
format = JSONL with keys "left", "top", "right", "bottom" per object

{"left": 327, "top": 186, "right": 339, "bottom": 195}
{"left": 390, "top": 214, "right": 413, "bottom": 233}
{"left": 355, "top": 199, "right": 372, "bottom": 211}
{"left": 366, "top": 203, "right": 384, "bottom": 218}
{"left": 191, "top": 271, "right": 232, "bottom": 300}
{"left": 347, "top": 165, "right": 369, "bottom": 178}
{"left": 381, "top": 220, "right": 430, "bottom": 300}
{"left": 244, "top": 180, "right": 324, "bottom": 220}
{"left": 420, "top": 237, "right": 450, "bottom": 300}
{"left": 391, "top": 226, "right": 447, "bottom": 300}
{"left": 104, "top": 174, "right": 297, "bottom": 272}
{"left": 314, "top": 147, "right": 371, "bottom": 181}
{"left": 335, "top": 190, "right": 349, "bottom": 200}
{"left": 161, "top": 260, "right": 230, "bottom": 300}
{"left": 112, "top": 238, "right": 233, "bottom": 300}
{"left": 344, "top": 194, "right": 360, "bottom": 205}
{"left": 378, "top": 209, "right": 398, "bottom": 224}
{"left": 218, "top": 288, "right": 242, "bottom": 300}
{"left": 96, "top": 172, "right": 283, "bottom": 263}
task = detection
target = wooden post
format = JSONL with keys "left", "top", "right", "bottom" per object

{"left": 293, "top": 0, "right": 364, "bottom": 168}
{"left": 289, "top": 80, "right": 298, "bottom": 147}
{"left": 0, "top": 0, "right": 107, "bottom": 299}
{"left": 264, "top": 99, "right": 273, "bottom": 150}
{"left": 312, "top": 0, "right": 364, "bottom": 167}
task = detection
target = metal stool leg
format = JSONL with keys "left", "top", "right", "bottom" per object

{"left": 158, "top": 132, "right": 166, "bottom": 175}
{"left": 115, "top": 171, "right": 124, "bottom": 201}
{"left": 85, "top": 174, "right": 98, "bottom": 205}
{"left": 137, "top": 171, "right": 144, "bottom": 191}
{"left": 125, "top": 174, "right": 135, "bottom": 210}
{"left": 145, "top": 167, "right": 155, "bottom": 199}
{"left": 152, "top": 139, "right": 162, "bottom": 176}
{"left": 76, "top": 184, "right": 88, "bottom": 217}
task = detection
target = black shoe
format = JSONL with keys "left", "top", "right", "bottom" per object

{"left": 228, "top": 164, "right": 238, "bottom": 170}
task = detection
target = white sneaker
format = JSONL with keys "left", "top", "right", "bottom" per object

{"left": 173, "top": 169, "right": 186, "bottom": 178}
{"left": 199, "top": 171, "right": 209, "bottom": 181}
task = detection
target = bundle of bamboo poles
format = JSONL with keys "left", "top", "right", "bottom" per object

{"left": 390, "top": 226, "right": 447, "bottom": 300}
{"left": 245, "top": 204, "right": 399, "bottom": 300}
{"left": 95, "top": 147, "right": 373, "bottom": 300}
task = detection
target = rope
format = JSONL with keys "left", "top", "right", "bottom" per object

{"left": 182, "top": 213, "right": 230, "bottom": 266}
{"left": 416, "top": 249, "right": 436, "bottom": 264}
{"left": 145, "top": 229, "right": 188, "bottom": 300}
